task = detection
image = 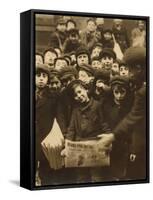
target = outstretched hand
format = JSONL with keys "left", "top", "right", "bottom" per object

{"left": 97, "top": 133, "right": 115, "bottom": 146}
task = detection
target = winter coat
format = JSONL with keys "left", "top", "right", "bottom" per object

{"left": 66, "top": 98, "right": 110, "bottom": 141}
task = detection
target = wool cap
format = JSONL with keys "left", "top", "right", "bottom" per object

{"left": 36, "top": 63, "right": 50, "bottom": 78}
{"left": 110, "top": 75, "right": 130, "bottom": 88}
{"left": 60, "top": 66, "right": 77, "bottom": 80}
{"left": 76, "top": 46, "right": 90, "bottom": 58}
{"left": 99, "top": 48, "right": 116, "bottom": 60}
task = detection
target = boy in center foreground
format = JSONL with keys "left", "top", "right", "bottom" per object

{"left": 62, "top": 80, "right": 112, "bottom": 183}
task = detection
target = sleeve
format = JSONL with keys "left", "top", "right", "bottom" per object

{"left": 56, "top": 102, "right": 67, "bottom": 137}
{"left": 113, "top": 86, "right": 146, "bottom": 139}
{"left": 99, "top": 101, "right": 111, "bottom": 133}
{"left": 65, "top": 109, "right": 76, "bottom": 141}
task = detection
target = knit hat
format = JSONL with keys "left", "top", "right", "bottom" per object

{"left": 99, "top": 48, "right": 116, "bottom": 60}
{"left": 76, "top": 46, "right": 90, "bottom": 58}
{"left": 36, "top": 63, "right": 50, "bottom": 78}
{"left": 123, "top": 47, "right": 146, "bottom": 67}
{"left": 110, "top": 75, "right": 130, "bottom": 88}
{"left": 78, "top": 64, "right": 94, "bottom": 76}
{"left": 60, "top": 66, "right": 77, "bottom": 80}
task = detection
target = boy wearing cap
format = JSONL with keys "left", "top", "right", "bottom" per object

{"left": 49, "top": 69, "right": 61, "bottom": 93}
{"left": 102, "top": 29, "right": 114, "bottom": 49}
{"left": 91, "top": 43, "right": 103, "bottom": 59}
{"left": 78, "top": 64, "right": 94, "bottom": 87}
{"left": 112, "top": 19, "right": 129, "bottom": 53}
{"left": 35, "top": 64, "right": 58, "bottom": 185}
{"left": 99, "top": 47, "right": 147, "bottom": 180}
{"left": 80, "top": 18, "right": 98, "bottom": 50}
{"left": 64, "top": 80, "right": 111, "bottom": 182}
{"left": 49, "top": 18, "right": 67, "bottom": 51}
{"left": 91, "top": 57, "right": 102, "bottom": 70}
{"left": 76, "top": 46, "right": 90, "bottom": 68}
{"left": 63, "top": 28, "right": 82, "bottom": 54}
{"left": 54, "top": 57, "right": 69, "bottom": 71}
{"left": 43, "top": 48, "right": 58, "bottom": 70}
{"left": 103, "top": 75, "right": 133, "bottom": 179}
{"left": 100, "top": 48, "right": 116, "bottom": 71}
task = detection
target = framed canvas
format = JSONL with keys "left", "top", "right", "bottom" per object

{"left": 20, "top": 9, "right": 149, "bottom": 190}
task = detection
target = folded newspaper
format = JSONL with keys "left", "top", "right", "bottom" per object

{"left": 41, "top": 119, "right": 64, "bottom": 170}
{"left": 64, "top": 139, "right": 110, "bottom": 168}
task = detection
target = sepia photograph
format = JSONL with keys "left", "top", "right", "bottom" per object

{"left": 33, "top": 10, "right": 149, "bottom": 188}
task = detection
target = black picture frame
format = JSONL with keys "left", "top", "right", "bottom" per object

{"left": 20, "top": 9, "right": 150, "bottom": 190}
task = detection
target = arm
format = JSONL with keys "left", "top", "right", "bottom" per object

{"left": 65, "top": 109, "right": 76, "bottom": 141}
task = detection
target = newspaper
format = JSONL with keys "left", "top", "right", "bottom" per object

{"left": 41, "top": 119, "right": 64, "bottom": 170}
{"left": 64, "top": 139, "right": 110, "bottom": 168}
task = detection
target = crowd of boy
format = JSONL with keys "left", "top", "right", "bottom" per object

{"left": 35, "top": 17, "right": 147, "bottom": 186}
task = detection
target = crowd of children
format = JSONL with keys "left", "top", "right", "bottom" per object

{"left": 35, "top": 16, "right": 147, "bottom": 185}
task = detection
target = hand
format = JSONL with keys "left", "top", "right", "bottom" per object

{"left": 130, "top": 154, "right": 136, "bottom": 162}
{"left": 97, "top": 133, "right": 115, "bottom": 146}
{"left": 61, "top": 148, "right": 68, "bottom": 157}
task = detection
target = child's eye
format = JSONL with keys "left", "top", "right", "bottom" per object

{"left": 42, "top": 73, "right": 47, "bottom": 78}
{"left": 36, "top": 74, "right": 41, "bottom": 77}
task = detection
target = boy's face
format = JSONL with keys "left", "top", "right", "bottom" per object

{"left": 57, "top": 24, "right": 66, "bottom": 32}
{"left": 101, "top": 56, "right": 113, "bottom": 70}
{"left": 113, "top": 85, "right": 127, "bottom": 103}
{"left": 69, "top": 34, "right": 79, "bottom": 44}
{"left": 103, "top": 32, "right": 112, "bottom": 40}
{"left": 91, "top": 60, "right": 102, "bottom": 70}
{"left": 120, "top": 65, "right": 129, "bottom": 77}
{"left": 36, "top": 72, "right": 48, "bottom": 88}
{"left": 44, "top": 51, "right": 57, "bottom": 67}
{"left": 36, "top": 55, "right": 43, "bottom": 65}
{"left": 112, "top": 62, "right": 119, "bottom": 73}
{"left": 87, "top": 21, "right": 96, "bottom": 32}
{"left": 55, "top": 59, "right": 68, "bottom": 71}
{"left": 50, "top": 76, "right": 61, "bottom": 91}
{"left": 78, "top": 70, "right": 92, "bottom": 84}
{"left": 73, "top": 85, "right": 89, "bottom": 103}
{"left": 61, "top": 75, "right": 75, "bottom": 88}
{"left": 91, "top": 47, "right": 102, "bottom": 58}
{"left": 77, "top": 54, "right": 89, "bottom": 67}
